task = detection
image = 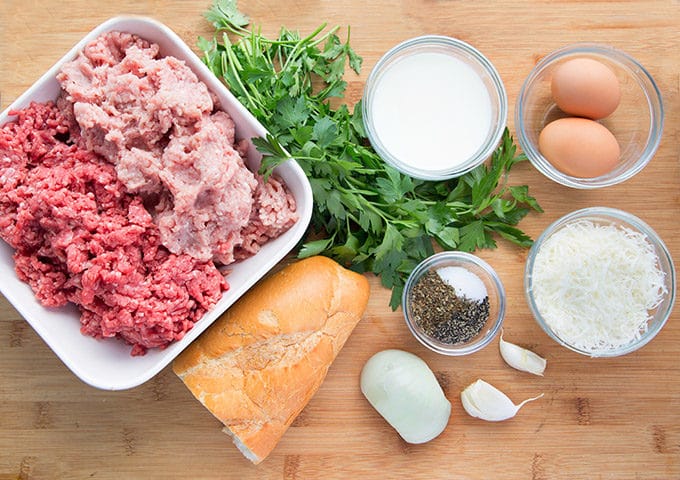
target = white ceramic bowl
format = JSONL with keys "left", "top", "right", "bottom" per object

{"left": 0, "top": 16, "right": 312, "bottom": 390}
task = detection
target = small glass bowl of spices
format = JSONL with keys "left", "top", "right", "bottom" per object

{"left": 403, "top": 252, "right": 506, "bottom": 355}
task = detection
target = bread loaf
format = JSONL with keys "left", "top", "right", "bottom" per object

{"left": 173, "top": 256, "right": 370, "bottom": 464}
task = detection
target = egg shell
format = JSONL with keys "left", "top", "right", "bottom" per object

{"left": 551, "top": 58, "right": 621, "bottom": 119}
{"left": 538, "top": 117, "right": 621, "bottom": 178}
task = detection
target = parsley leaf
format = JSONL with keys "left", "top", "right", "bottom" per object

{"left": 204, "top": 0, "right": 249, "bottom": 30}
{"left": 312, "top": 116, "right": 338, "bottom": 148}
{"left": 202, "top": 1, "right": 542, "bottom": 309}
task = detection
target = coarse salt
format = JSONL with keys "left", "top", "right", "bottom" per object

{"left": 436, "top": 266, "right": 488, "bottom": 302}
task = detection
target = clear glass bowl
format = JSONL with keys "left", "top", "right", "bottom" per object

{"left": 402, "top": 251, "right": 506, "bottom": 355}
{"left": 515, "top": 43, "right": 664, "bottom": 189}
{"left": 363, "top": 35, "right": 507, "bottom": 180}
{"left": 525, "top": 207, "right": 676, "bottom": 357}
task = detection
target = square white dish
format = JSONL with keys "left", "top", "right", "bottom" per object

{"left": 0, "top": 16, "right": 312, "bottom": 390}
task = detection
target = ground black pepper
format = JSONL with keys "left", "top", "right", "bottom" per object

{"left": 409, "top": 269, "right": 490, "bottom": 344}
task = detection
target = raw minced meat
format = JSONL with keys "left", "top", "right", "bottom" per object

{"left": 235, "top": 175, "right": 299, "bottom": 261}
{"left": 152, "top": 112, "right": 259, "bottom": 264}
{"left": 0, "top": 31, "right": 298, "bottom": 355}
{"left": 0, "top": 102, "right": 227, "bottom": 355}
{"left": 57, "top": 31, "right": 297, "bottom": 264}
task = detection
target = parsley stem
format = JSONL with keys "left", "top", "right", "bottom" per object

{"left": 220, "top": 38, "right": 262, "bottom": 115}
{"left": 280, "top": 23, "right": 330, "bottom": 71}
{"left": 233, "top": 43, "right": 267, "bottom": 108}
{"left": 417, "top": 199, "right": 475, "bottom": 213}
{"left": 309, "top": 26, "right": 340, "bottom": 48}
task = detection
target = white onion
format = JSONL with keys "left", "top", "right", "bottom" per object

{"left": 360, "top": 349, "right": 451, "bottom": 444}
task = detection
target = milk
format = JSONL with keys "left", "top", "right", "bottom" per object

{"left": 370, "top": 52, "right": 493, "bottom": 173}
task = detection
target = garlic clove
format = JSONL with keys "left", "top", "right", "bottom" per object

{"left": 461, "top": 379, "right": 543, "bottom": 422}
{"left": 461, "top": 379, "right": 517, "bottom": 421}
{"left": 499, "top": 330, "right": 547, "bottom": 376}
{"left": 460, "top": 384, "right": 491, "bottom": 419}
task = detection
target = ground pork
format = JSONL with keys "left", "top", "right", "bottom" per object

{"left": 0, "top": 102, "right": 228, "bottom": 355}
{"left": 235, "top": 175, "right": 299, "bottom": 261}
{"left": 57, "top": 31, "right": 297, "bottom": 265}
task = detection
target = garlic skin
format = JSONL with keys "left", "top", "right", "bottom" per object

{"left": 499, "top": 330, "right": 547, "bottom": 376}
{"left": 461, "top": 379, "right": 543, "bottom": 422}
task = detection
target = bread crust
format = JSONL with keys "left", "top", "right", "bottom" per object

{"left": 173, "top": 256, "right": 370, "bottom": 463}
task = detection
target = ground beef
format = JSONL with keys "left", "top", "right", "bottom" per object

{"left": 57, "top": 31, "right": 297, "bottom": 265}
{"left": 0, "top": 102, "right": 228, "bottom": 355}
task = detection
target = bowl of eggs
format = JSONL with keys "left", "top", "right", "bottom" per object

{"left": 515, "top": 43, "right": 664, "bottom": 189}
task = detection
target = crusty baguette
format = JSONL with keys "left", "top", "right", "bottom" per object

{"left": 172, "top": 256, "right": 370, "bottom": 464}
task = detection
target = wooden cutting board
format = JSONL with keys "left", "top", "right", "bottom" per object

{"left": 1, "top": 1, "right": 679, "bottom": 479}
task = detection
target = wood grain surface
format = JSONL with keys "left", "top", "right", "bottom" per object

{"left": 1, "top": 1, "right": 679, "bottom": 479}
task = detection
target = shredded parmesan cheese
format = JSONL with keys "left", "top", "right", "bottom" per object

{"left": 530, "top": 220, "right": 667, "bottom": 353}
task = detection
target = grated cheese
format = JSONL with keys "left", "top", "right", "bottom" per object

{"left": 530, "top": 220, "right": 667, "bottom": 353}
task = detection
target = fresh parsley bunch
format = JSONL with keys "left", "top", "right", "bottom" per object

{"left": 201, "top": 0, "right": 542, "bottom": 308}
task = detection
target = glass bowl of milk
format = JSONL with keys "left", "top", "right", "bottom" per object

{"left": 363, "top": 35, "right": 507, "bottom": 180}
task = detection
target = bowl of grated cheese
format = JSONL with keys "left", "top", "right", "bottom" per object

{"left": 525, "top": 207, "right": 675, "bottom": 357}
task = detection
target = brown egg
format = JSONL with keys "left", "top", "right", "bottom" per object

{"left": 551, "top": 58, "right": 621, "bottom": 119}
{"left": 538, "top": 117, "right": 620, "bottom": 178}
